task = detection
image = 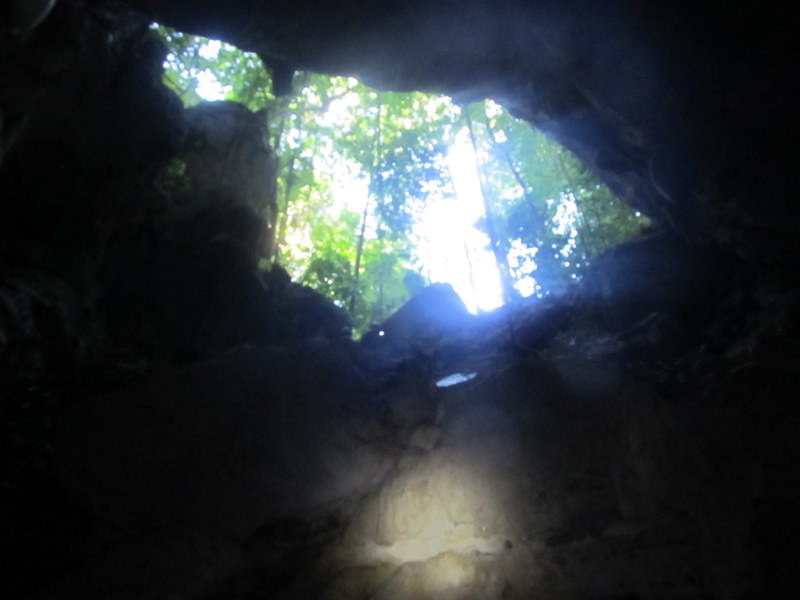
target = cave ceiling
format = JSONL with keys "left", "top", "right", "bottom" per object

{"left": 119, "top": 0, "right": 797, "bottom": 258}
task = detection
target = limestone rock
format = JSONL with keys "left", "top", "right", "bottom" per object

{"left": 1, "top": 0, "right": 798, "bottom": 597}
{"left": 362, "top": 284, "right": 471, "bottom": 345}
{"left": 54, "top": 345, "right": 394, "bottom": 540}
{"left": 182, "top": 101, "right": 278, "bottom": 256}
{"left": 263, "top": 263, "right": 354, "bottom": 344}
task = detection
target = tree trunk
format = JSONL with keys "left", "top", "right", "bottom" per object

{"left": 349, "top": 102, "right": 382, "bottom": 313}
{"left": 349, "top": 192, "right": 370, "bottom": 314}
{"left": 481, "top": 111, "right": 548, "bottom": 227}
{"left": 271, "top": 152, "right": 296, "bottom": 262}
{"left": 465, "top": 108, "right": 517, "bottom": 303}
{"left": 555, "top": 149, "right": 605, "bottom": 257}
{"left": 463, "top": 241, "right": 477, "bottom": 306}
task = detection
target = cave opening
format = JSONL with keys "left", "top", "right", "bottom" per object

{"left": 154, "top": 24, "right": 649, "bottom": 329}
{"left": 2, "top": 1, "right": 798, "bottom": 598}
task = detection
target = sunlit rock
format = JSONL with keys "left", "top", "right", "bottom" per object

{"left": 325, "top": 362, "right": 548, "bottom": 599}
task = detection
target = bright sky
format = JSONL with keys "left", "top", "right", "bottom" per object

{"left": 324, "top": 128, "right": 504, "bottom": 314}
{"left": 190, "top": 44, "right": 504, "bottom": 313}
{"left": 414, "top": 130, "right": 503, "bottom": 312}
{"left": 194, "top": 40, "right": 232, "bottom": 98}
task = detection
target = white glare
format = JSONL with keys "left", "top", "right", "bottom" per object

{"left": 413, "top": 128, "right": 503, "bottom": 313}
{"left": 330, "top": 121, "right": 504, "bottom": 314}
{"left": 198, "top": 39, "right": 222, "bottom": 59}
{"left": 195, "top": 70, "right": 230, "bottom": 101}
{"left": 435, "top": 372, "right": 478, "bottom": 388}
{"left": 165, "top": 39, "right": 232, "bottom": 101}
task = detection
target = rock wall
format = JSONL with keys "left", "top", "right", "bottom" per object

{"left": 1, "top": 1, "right": 798, "bottom": 598}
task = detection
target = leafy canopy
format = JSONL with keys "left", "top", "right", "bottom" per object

{"left": 153, "top": 24, "right": 649, "bottom": 331}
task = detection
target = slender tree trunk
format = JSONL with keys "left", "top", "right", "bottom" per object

{"left": 443, "top": 161, "right": 478, "bottom": 305}
{"left": 350, "top": 102, "right": 382, "bottom": 313}
{"left": 555, "top": 149, "right": 605, "bottom": 257}
{"left": 463, "top": 241, "right": 477, "bottom": 305}
{"left": 482, "top": 112, "right": 528, "bottom": 197}
{"left": 377, "top": 231, "right": 386, "bottom": 320}
{"left": 465, "top": 108, "right": 517, "bottom": 303}
{"left": 349, "top": 192, "right": 370, "bottom": 313}
{"left": 271, "top": 152, "right": 297, "bottom": 261}
{"left": 268, "top": 72, "right": 313, "bottom": 261}
{"left": 481, "top": 112, "right": 547, "bottom": 226}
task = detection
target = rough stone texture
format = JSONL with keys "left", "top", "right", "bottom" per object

{"left": 1, "top": 0, "right": 799, "bottom": 598}
{"left": 182, "top": 100, "right": 278, "bottom": 256}
{"left": 261, "top": 350, "right": 744, "bottom": 599}
{"left": 121, "top": 1, "right": 798, "bottom": 252}
{"left": 262, "top": 263, "right": 354, "bottom": 344}
{"left": 54, "top": 344, "right": 393, "bottom": 540}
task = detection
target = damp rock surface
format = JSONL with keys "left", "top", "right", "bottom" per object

{"left": 54, "top": 344, "right": 394, "bottom": 540}
{"left": 1, "top": 1, "right": 798, "bottom": 598}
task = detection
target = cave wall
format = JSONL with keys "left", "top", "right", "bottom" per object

{"left": 121, "top": 0, "right": 798, "bottom": 255}
{"left": 1, "top": 1, "right": 799, "bottom": 598}
{"left": 2, "top": 1, "right": 795, "bottom": 371}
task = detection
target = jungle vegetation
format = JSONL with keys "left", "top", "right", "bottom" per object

{"left": 154, "top": 25, "right": 649, "bottom": 333}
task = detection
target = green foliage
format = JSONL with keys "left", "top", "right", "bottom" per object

{"left": 468, "top": 101, "right": 650, "bottom": 295}
{"left": 152, "top": 23, "right": 649, "bottom": 327}
{"left": 156, "top": 24, "right": 272, "bottom": 111}
{"left": 153, "top": 23, "right": 452, "bottom": 330}
{"left": 333, "top": 90, "right": 455, "bottom": 238}
{"left": 296, "top": 209, "right": 420, "bottom": 333}
{"left": 300, "top": 210, "right": 360, "bottom": 305}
